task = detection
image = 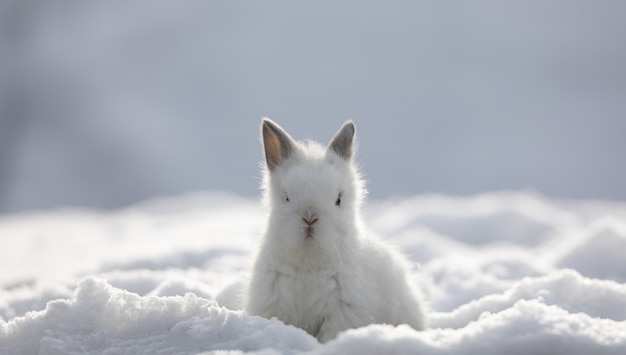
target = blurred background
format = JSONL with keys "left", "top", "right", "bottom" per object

{"left": 1, "top": 0, "right": 625, "bottom": 213}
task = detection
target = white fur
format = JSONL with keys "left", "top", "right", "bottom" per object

{"left": 246, "top": 119, "right": 427, "bottom": 342}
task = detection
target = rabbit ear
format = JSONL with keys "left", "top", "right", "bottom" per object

{"left": 328, "top": 121, "right": 355, "bottom": 160}
{"left": 262, "top": 118, "right": 296, "bottom": 171}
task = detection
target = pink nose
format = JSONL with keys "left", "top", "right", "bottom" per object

{"left": 302, "top": 215, "right": 319, "bottom": 226}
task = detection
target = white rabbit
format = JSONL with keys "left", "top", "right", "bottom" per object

{"left": 246, "top": 119, "right": 427, "bottom": 342}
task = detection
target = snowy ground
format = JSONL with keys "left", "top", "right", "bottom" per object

{"left": 2, "top": 191, "right": 626, "bottom": 354}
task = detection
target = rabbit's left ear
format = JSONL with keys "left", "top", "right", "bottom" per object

{"left": 328, "top": 121, "right": 355, "bottom": 160}
{"left": 262, "top": 118, "right": 296, "bottom": 171}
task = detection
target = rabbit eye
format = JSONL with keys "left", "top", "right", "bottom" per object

{"left": 285, "top": 195, "right": 290, "bottom": 202}
{"left": 335, "top": 193, "right": 342, "bottom": 207}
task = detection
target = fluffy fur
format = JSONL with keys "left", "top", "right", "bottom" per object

{"left": 246, "top": 119, "right": 427, "bottom": 342}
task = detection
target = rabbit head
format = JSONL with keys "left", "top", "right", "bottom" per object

{"left": 260, "top": 119, "right": 366, "bottom": 257}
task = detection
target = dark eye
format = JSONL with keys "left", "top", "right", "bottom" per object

{"left": 335, "top": 193, "right": 342, "bottom": 207}
{"left": 286, "top": 195, "right": 290, "bottom": 202}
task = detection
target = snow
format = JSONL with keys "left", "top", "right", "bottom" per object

{"left": 2, "top": 191, "right": 626, "bottom": 354}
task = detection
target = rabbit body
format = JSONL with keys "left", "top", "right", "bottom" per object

{"left": 246, "top": 119, "right": 427, "bottom": 342}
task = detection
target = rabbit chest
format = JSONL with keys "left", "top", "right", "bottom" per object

{"left": 270, "top": 266, "right": 341, "bottom": 335}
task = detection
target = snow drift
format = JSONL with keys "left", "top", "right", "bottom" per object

{"left": 1, "top": 191, "right": 626, "bottom": 354}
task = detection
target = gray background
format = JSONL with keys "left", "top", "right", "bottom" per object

{"left": 1, "top": 1, "right": 625, "bottom": 213}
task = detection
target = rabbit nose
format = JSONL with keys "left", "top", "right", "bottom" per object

{"left": 302, "top": 212, "right": 319, "bottom": 226}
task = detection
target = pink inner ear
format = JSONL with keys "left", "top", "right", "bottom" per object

{"left": 263, "top": 125, "right": 283, "bottom": 171}
{"left": 262, "top": 119, "right": 296, "bottom": 171}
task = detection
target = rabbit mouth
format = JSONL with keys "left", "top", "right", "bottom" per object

{"left": 305, "top": 226, "right": 315, "bottom": 238}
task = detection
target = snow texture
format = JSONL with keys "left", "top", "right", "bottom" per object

{"left": 2, "top": 191, "right": 626, "bottom": 354}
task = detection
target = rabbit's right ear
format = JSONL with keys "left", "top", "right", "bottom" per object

{"left": 262, "top": 118, "right": 296, "bottom": 171}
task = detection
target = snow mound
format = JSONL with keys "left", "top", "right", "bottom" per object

{"left": 2, "top": 272, "right": 625, "bottom": 354}
{"left": 322, "top": 300, "right": 625, "bottom": 354}
{"left": 1, "top": 277, "right": 318, "bottom": 355}
{"left": 432, "top": 269, "right": 626, "bottom": 329}
{"left": 556, "top": 217, "right": 626, "bottom": 282}
{"left": 2, "top": 191, "right": 626, "bottom": 353}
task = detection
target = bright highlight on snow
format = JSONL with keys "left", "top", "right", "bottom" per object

{"left": 1, "top": 190, "right": 626, "bottom": 353}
